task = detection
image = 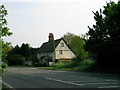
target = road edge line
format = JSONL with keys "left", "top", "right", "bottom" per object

{"left": 1, "top": 80, "right": 16, "bottom": 90}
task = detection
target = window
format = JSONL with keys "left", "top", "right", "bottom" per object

{"left": 59, "top": 50, "right": 63, "bottom": 54}
{"left": 61, "top": 43, "right": 64, "bottom": 47}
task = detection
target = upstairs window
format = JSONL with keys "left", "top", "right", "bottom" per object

{"left": 59, "top": 50, "right": 63, "bottom": 54}
{"left": 61, "top": 43, "right": 64, "bottom": 47}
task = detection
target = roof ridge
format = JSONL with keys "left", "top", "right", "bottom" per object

{"left": 38, "top": 38, "right": 62, "bottom": 53}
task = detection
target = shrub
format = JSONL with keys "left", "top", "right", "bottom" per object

{"left": 54, "top": 61, "right": 78, "bottom": 69}
{"left": 33, "top": 62, "right": 47, "bottom": 67}
{"left": 53, "top": 59, "right": 80, "bottom": 68}
{"left": 2, "top": 60, "right": 8, "bottom": 65}
{"left": 53, "top": 59, "right": 95, "bottom": 71}
{"left": 74, "top": 59, "right": 95, "bottom": 71}
{"left": 2, "top": 63, "right": 8, "bottom": 68}
{"left": 1, "top": 63, "right": 8, "bottom": 77}
{"left": 7, "top": 54, "right": 25, "bottom": 65}
{"left": 2, "top": 68, "right": 5, "bottom": 77}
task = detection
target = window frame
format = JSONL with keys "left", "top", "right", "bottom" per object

{"left": 59, "top": 50, "right": 63, "bottom": 54}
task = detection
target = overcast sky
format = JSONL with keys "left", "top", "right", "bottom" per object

{"left": 2, "top": 0, "right": 118, "bottom": 48}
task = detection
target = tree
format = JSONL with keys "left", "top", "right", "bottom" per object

{"left": 62, "top": 32, "right": 75, "bottom": 45}
{"left": 63, "top": 33, "right": 88, "bottom": 61}
{"left": 20, "top": 43, "right": 31, "bottom": 60}
{"left": 10, "top": 45, "right": 20, "bottom": 55}
{"left": 0, "top": 5, "right": 12, "bottom": 61}
{"left": 85, "top": 1, "right": 120, "bottom": 71}
{"left": 30, "top": 47, "right": 39, "bottom": 64}
{"left": 7, "top": 54, "right": 25, "bottom": 65}
{"left": 70, "top": 36, "right": 88, "bottom": 60}
{"left": 0, "top": 5, "right": 12, "bottom": 76}
{"left": 2, "top": 42, "right": 12, "bottom": 64}
{"left": 0, "top": 5, "right": 12, "bottom": 38}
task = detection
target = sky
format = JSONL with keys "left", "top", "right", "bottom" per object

{"left": 1, "top": 0, "right": 118, "bottom": 48}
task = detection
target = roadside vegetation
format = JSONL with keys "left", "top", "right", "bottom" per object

{"left": 85, "top": 1, "right": 120, "bottom": 73}
{"left": 1, "top": 63, "right": 8, "bottom": 77}
{"left": 37, "top": 59, "right": 95, "bottom": 72}
{"left": 38, "top": 1, "right": 120, "bottom": 73}
{"left": 0, "top": 5, "right": 12, "bottom": 77}
{"left": 54, "top": 59, "right": 94, "bottom": 71}
{"left": 1, "top": 1, "right": 120, "bottom": 74}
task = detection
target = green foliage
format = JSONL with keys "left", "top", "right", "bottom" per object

{"left": 53, "top": 59, "right": 79, "bottom": 69}
{"left": 53, "top": 59, "right": 95, "bottom": 71}
{"left": 73, "top": 60, "right": 95, "bottom": 71}
{"left": 2, "top": 63, "right": 8, "bottom": 68}
{"left": 0, "top": 5, "right": 12, "bottom": 77}
{"left": 37, "top": 67, "right": 54, "bottom": 70}
{"left": 30, "top": 48, "right": 39, "bottom": 65}
{"left": 20, "top": 43, "right": 31, "bottom": 60}
{"left": 33, "top": 62, "right": 47, "bottom": 67}
{"left": 1, "top": 63, "right": 8, "bottom": 77}
{"left": 2, "top": 41, "right": 12, "bottom": 62}
{"left": 62, "top": 32, "right": 75, "bottom": 45}
{"left": 70, "top": 36, "right": 88, "bottom": 60}
{"left": 0, "top": 5, "right": 12, "bottom": 38}
{"left": 7, "top": 54, "right": 25, "bottom": 65}
{"left": 6, "top": 43, "right": 39, "bottom": 66}
{"left": 2, "top": 68, "right": 5, "bottom": 77}
{"left": 63, "top": 32, "right": 88, "bottom": 61}
{"left": 85, "top": 1, "right": 120, "bottom": 70}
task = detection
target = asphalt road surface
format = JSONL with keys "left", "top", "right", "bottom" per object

{"left": 2, "top": 67, "right": 120, "bottom": 89}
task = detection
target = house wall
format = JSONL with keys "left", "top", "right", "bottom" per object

{"left": 55, "top": 40, "right": 76, "bottom": 60}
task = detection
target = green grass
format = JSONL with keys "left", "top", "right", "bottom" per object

{"left": 37, "top": 66, "right": 74, "bottom": 71}
{"left": 37, "top": 67, "right": 55, "bottom": 70}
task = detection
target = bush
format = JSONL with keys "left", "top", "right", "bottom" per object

{"left": 2, "top": 68, "right": 5, "bottom": 77}
{"left": 53, "top": 59, "right": 95, "bottom": 71}
{"left": 54, "top": 60, "right": 79, "bottom": 69}
{"left": 74, "top": 59, "right": 95, "bottom": 71}
{"left": 2, "top": 63, "right": 8, "bottom": 68}
{"left": 1, "top": 63, "right": 8, "bottom": 77}
{"left": 2, "top": 60, "right": 8, "bottom": 65}
{"left": 33, "top": 62, "right": 48, "bottom": 67}
{"left": 7, "top": 54, "right": 25, "bottom": 65}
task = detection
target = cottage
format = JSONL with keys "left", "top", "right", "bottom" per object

{"left": 37, "top": 33, "right": 76, "bottom": 65}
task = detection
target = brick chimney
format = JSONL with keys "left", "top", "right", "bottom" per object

{"left": 48, "top": 33, "right": 54, "bottom": 41}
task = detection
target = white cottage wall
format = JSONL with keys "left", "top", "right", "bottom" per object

{"left": 55, "top": 40, "right": 76, "bottom": 59}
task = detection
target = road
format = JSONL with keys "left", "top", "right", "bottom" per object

{"left": 2, "top": 67, "right": 120, "bottom": 89}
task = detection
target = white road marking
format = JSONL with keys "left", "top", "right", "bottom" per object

{"left": 98, "top": 86, "right": 120, "bottom": 88}
{"left": 0, "top": 80, "right": 15, "bottom": 90}
{"left": 80, "top": 77, "right": 117, "bottom": 82}
{"left": 83, "top": 82, "right": 118, "bottom": 85}
{"left": 106, "top": 79, "right": 117, "bottom": 81}
{"left": 45, "top": 77, "right": 84, "bottom": 87}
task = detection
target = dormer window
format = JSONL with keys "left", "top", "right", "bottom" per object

{"left": 61, "top": 43, "right": 64, "bottom": 47}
